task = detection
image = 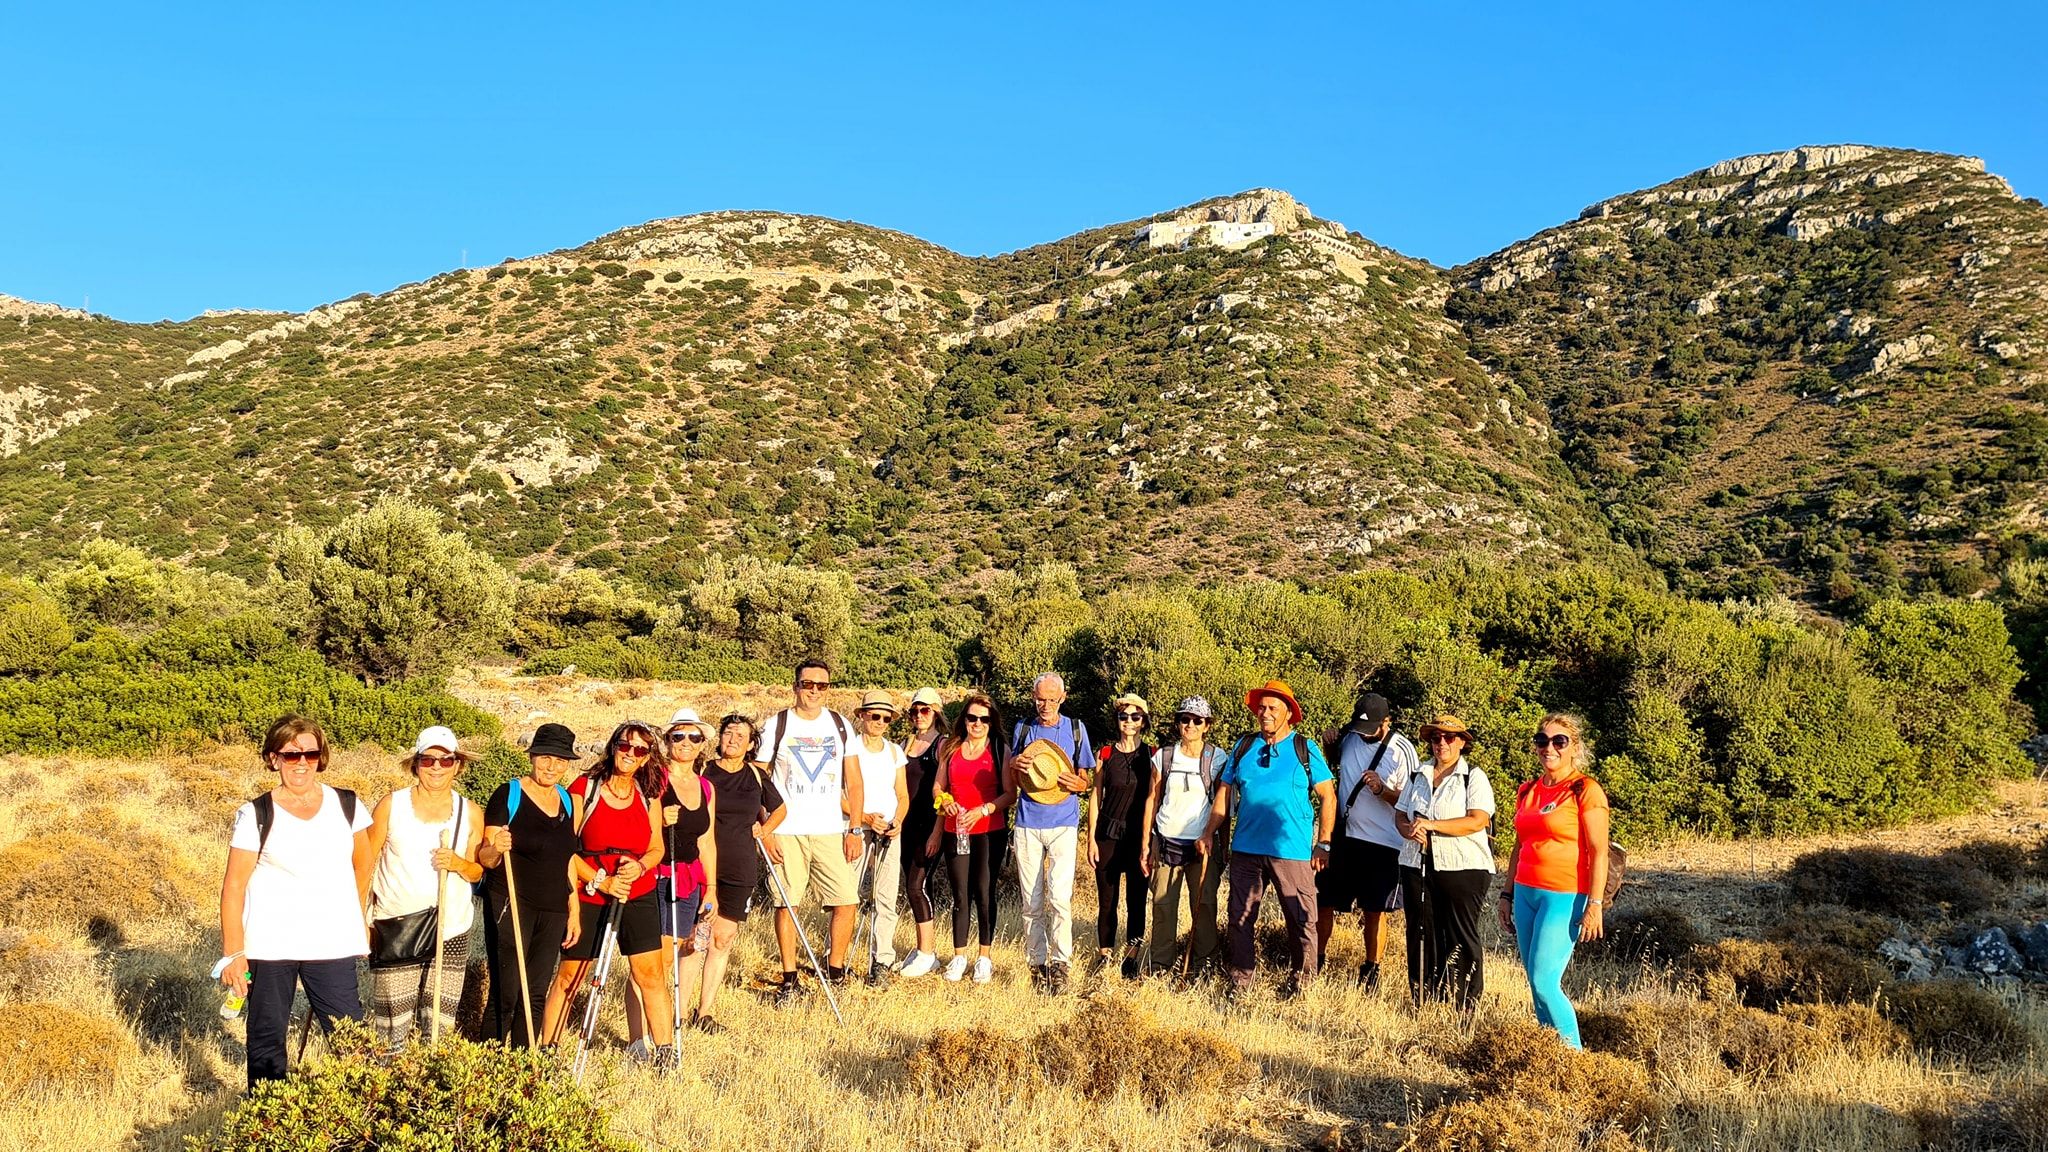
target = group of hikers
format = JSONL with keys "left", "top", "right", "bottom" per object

{"left": 216, "top": 659, "right": 1613, "bottom": 1086}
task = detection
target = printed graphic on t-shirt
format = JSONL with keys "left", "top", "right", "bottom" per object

{"left": 783, "top": 734, "right": 841, "bottom": 793}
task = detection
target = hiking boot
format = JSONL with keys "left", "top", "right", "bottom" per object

{"left": 1120, "top": 953, "right": 1141, "bottom": 980}
{"left": 867, "top": 961, "right": 894, "bottom": 987}
{"left": 900, "top": 950, "right": 938, "bottom": 979}
{"left": 1044, "top": 961, "right": 1070, "bottom": 995}
{"left": 943, "top": 954, "right": 970, "bottom": 982}
{"left": 654, "top": 1044, "right": 678, "bottom": 1074}
{"left": 625, "top": 1037, "right": 652, "bottom": 1064}
{"left": 1028, "top": 963, "right": 1048, "bottom": 991}
{"left": 1278, "top": 976, "right": 1305, "bottom": 1002}
{"left": 1357, "top": 962, "right": 1382, "bottom": 991}
{"left": 825, "top": 965, "right": 851, "bottom": 985}
{"left": 771, "top": 975, "right": 806, "bottom": 1007}
{"left": 691, "top": 1013, "right": 725, "bottom": 1035}
{"left": 972, "top": 956, "right": 994, "bottom": 984}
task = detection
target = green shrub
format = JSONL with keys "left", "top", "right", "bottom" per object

{"left": 459, "top": 738, "right": 528, "bottom": 806}
{"left": 1882, "top": 981, "right": 2030, "bottom": 1064}
{"left": 660, "top": 554, "right": 855, "bottom": 669}
{"left": 193, "top": 1022, "right": 636, "bottom": 1151}
{"left": 272, "top": 498, "right": 517, "bottom": 684}
{"left": 1783, "top": 845, "right": 2001, "bottom": 919}
{"left": 0, "top": 580, "right": 72, "bottom": 674}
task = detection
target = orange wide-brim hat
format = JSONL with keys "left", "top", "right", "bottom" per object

{"left": 1244, "top": 680, "right": 1304, "bottom": 725}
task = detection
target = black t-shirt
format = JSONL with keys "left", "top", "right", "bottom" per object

{"left": 1094, "top": 744, "right": 1154, "bottom": 844}
{"left": 484, "top": 780, "right": 580, "bottom": 910}
{"left": 658, "top": 774, "right": 712, "bottom": 866}
{"left": 902, "top": 731, "right": 943, "bottom": 835}
{"left": 705, "top": 760, "right": 782, "bottom": 886}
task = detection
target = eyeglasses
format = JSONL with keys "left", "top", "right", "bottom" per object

{"left": 1532, "top": 733, "right": 1572, "bottom": 750}
{"left": 617, "top": 743, "right": 652, "bottom": 758}
{"left": 964, "top": 713, "right": 991, "bottom": 726}
{"left": 1116, "top": 711, "right": 1146, "bottom": 723}
{"left": 797, "top": 679, "right": 831, "bottom": 692}
{"left": 861, "top": 711, "right": 892, "bottom": 722}
{"left": 1177, "top": 715, "right": 1208, "bottom": 726}
{"left": 416, "top": 754, "right": 461, "bottom": 769}
{"left": 667, "top": 732, "right": 705, "bottom": 745}
{"left": 273, "top": 749, "right": 321, "bottom": 765}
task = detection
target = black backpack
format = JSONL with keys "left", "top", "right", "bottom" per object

{"left": 252, "top": 787, "right": 360, "bottom": 853}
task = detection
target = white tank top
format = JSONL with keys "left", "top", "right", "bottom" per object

{"left": 370, "top": 787, "right": 475, "bottom": 939}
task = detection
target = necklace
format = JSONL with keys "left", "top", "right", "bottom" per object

{"left": 604, "top": 775, "right": 635, "bottom": 802}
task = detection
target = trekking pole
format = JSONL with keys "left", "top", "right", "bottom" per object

{"left": 573, "top": 869, "right": 625, "bottom": 1083}
{"left": 850, "top": 829, "right": 878, "bottom": 961}
{"left": 668, "top": 814, "right": 684, "bottom": 1054}
{"left": 430, "top": 829, "right": 451, "bottom": 1044}
{"left": 758, "top": 840, "right": 844, "bottom": 1025}
{"left": 502, "top": 833, "right": 536, "bottom": 1048}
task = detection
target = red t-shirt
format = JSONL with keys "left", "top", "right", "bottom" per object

{"left": 1512, "top": 774, "right": 1609, "bottom": 894}
{"left": 946, "top": 745, "right": 999, "bottom": 835}
{"left": 570, "top": 776, "right": 657, "bottom": 904}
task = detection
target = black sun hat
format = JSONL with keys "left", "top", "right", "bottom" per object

{"left": 527, "top": 722, "right": 581, "bottom": 760}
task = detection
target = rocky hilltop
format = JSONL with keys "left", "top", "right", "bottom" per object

{"left": 1, "top": 152, "right": 2041, "bottom": 607}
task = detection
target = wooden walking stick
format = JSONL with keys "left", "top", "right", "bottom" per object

{"left": 502, "top": 827, "right": 536, "bottom": 1047}
{"left": 430, "top": 829, "right": 452, "bottom": 1043}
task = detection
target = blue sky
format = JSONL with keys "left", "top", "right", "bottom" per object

{"left": 2, "top": 1, "right": 2042, "bottom": 322}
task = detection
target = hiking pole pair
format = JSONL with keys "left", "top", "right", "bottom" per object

{"left": 758, "top": 839, "right": 845, "bottom": 1025}
{"left": 668, "top": 816, "right": 687, "bottom": 1052}
{"left": 570, "top": 869, "right": 625, "bottom": 1083}
{"left": 849, "top": 828, "right": 881, "bottom": 963}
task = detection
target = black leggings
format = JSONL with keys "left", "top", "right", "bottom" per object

{"left": 904, "top": 821, "right": 938, "bottom": 923}
{"left": 1400, "top": 864, "right": 1490, "bottom": 1010}
{"left": 487, "top": 890, "right": 567, "bottom": 1048}
{"left": 946, "top": 828, "right": 1004, "bottom": 948}
{"left": 1095, "top": 835, "right": 1145, "bottom": 950}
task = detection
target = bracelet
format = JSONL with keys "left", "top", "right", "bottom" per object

{"left": 1588, "top": 899, "right": 1604, "bottom": 906}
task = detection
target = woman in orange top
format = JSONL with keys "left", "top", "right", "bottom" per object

{"left": 1498, "top": 712, "right": 1608, "bottom": 1048}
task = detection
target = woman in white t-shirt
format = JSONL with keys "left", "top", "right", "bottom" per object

{"left": 852, "top": 690, "right": 910, "bottom": 982}
{"left": 364, "top": 726, "right": 486, "bottom": 1048}
{"left": 217, "top": 715, "right": 375, "bottom": 1088}
{"left": 1139, "top": 696, "right": 1230, "bottom": 978}
{"left": 1393, "top": 714, "right": 1496, "bottom": 1012}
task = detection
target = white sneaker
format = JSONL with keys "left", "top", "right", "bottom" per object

{"left": 943, "top": 954, "right": 969, "bottom": 982}
{"left": 900, "top": 950, "right": 938, "bottom": 978}
{"left": 972, "top": 956, "right": 993, "bottom": 984}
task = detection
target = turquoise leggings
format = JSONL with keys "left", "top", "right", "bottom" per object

{"left": 1511, "top": 883, "right": 1587, "bottom": 1048}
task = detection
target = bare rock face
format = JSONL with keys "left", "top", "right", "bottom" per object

{"left": 0, "top": 293, "right": 90, "bottom": 322}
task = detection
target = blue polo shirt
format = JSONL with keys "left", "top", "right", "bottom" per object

{"left": 1219, "top": 731, "right": 1333, "bottom": 861}
{"left": 1011, "top": 716, "right": 1093, "bottom": 830}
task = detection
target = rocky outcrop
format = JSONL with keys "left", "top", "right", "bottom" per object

{"left": 0, "top": 293, "right": 90, "bottom": 322}
{"left": 0, "top": 386, "right": 91, "bottom": 456}
{"left": 183, "top": 300, "right": 365, "bottom": 367}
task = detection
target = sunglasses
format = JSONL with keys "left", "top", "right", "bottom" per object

{"left": 617, "top": 743, "right": 652, "bottom": 758}
{"left": 1116, "top": 711, "right": 1146, "bottom": 722}
{"left": 911, "top": 704, "right": 935, "bottom": 714}
{"left": 861, "top": 711, "right": 893, "bottom": 722}
{"left": 1532, "top": 733, "right": 1572, "bottom": 750}
{"left": 1428, "top": 734, "right": 1465, "bottom": 745}
{"left": 416, "top": 754, "right": 462, "bottom": 769}
{"left": 797, "top": 679, "right": 831, "bottom": 692}
{"left": 273, "top": 749, "right": 321, "bottom": 765}
{"left": 1177, "top": 715, "right": 1208, "bottom": 726}
{"left": 963, "top": 713, "right": 991, "bottom": 725}
{"left": 667, "top": 732, "right": 705, "bottom": 744}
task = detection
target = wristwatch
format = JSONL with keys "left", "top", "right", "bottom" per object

{"left": 1314, "top": 840, "right": 1331, "bottom": 852}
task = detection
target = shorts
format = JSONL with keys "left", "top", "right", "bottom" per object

{"left": 1318, "top": 836, "right": 1405, "bottom": 914}
{"left": 655, "top": 875, "right": 703, "bottom": 941}
{"left": 769, "top": 832, "right": 858, "bottom": 908}
{"left": 714, "top": 879, "right": 757, "bottom": 924}
{"left": 563, "top": 892, "right": 662, "bottom": 960}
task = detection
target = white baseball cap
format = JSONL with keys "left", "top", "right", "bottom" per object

{"left": 408, "top": 725, "right": 474, "bottom": 762}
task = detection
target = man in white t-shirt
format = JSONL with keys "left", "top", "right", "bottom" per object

{"left": 753, "top": 658, "right": 864, "bottom": 1001}
{"left": 1316, "top": 692, "right": 1419, "bottom": 990}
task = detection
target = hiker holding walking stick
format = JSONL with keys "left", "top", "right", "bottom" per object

{"left": 627, "top": 708, "right": 717, "bottom": 1062}
{"left": 479, "top": 722, "right": 584, "bottom": 1048}
{"left": 365, "top": 726, "right": 485, "bottom": 1048}
{"left": 688, "top": 715, "right": 786, "bottom": 1034}
{"left": 547, "top": 720, "right": 675, "bottom": 1069}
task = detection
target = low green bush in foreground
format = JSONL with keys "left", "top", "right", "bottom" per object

{"left": 191, "top": 1023, "right": 637, "bottom": 1152}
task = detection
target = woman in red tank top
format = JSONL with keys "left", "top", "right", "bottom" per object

{"left": 932, "top": 693, "right": 1014, "bottom": 983}
{"left": 539, "top": 720, "right": 676, "bottom": 1068}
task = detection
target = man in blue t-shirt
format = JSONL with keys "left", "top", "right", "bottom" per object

{"left": 1200, "top": 679, "right": 1335, "bottom": 998}
{"left": 1009, "top": 671, "right": 1093, "bottom": 994}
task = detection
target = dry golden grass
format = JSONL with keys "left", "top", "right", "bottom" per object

{"left": 0, "top": 694, "right": 2041, "bottom": 1152}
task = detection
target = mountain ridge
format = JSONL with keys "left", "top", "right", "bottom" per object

{"left": 3, "top": 145, "right": 2041, "bottom": 609}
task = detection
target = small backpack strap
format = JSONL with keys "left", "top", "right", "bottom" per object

{"left": 506, "top": 780, "right": 524, "bottom": 825}
{"left": 253, "top": 792, "right": 275, "bottom": 854}
{"left": 337, "top": 788, "right": 358, "bottom": 828}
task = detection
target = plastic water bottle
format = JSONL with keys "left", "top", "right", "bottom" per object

{"left": 954, "top": 808, "right": 973, "bottom": 855}
{"left": 220, "top": 983, "right": 248, "bottom": 1020}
